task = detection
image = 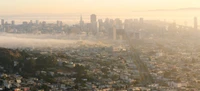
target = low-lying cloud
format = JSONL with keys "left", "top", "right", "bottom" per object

{"left": 0, "top": 33, "right": 98, "bottom": 49}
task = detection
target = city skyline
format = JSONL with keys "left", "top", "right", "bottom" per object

{"left": 0, "top": 1, "right": 200, "bottom": 91}
{"left": 0, "top": 14, "right": 198, "bottom": 28}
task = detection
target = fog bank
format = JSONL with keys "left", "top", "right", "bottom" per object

{"left": 0, "top": 33, "right": 98, "bottom": 49}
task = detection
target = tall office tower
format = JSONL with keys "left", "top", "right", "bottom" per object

{"left": 139, "top": 18, "right": 144, "bottom": 29}
{"left": 22, "top": 21, "right": 28, "bottom": 25}
{"left": 90, "top": 14, "right": 97, "bottom": 23}
{"left": 110, "top": 19, "right": 114, "bottom": 25}
{"left": 1, "top": 19, "right": 4, "bottom": 26}
{"left": 104, "top": 18, "right": 110, "bottom": 25}
{"left": 194, "top": 17, "right": 198, "bottom": 30}
{"left": 11, "top": 20, "right": 15, "bottom": 26}
{"left": 59, "top": 21, "right": 63, "bottom": 31}
{"left": 29, "top": 20, "right": 33, "bottom": 25}
{"left": 124, "top": 19, "right": 132, "bottom": 30}
{"left": 115, "top": 18, "right": 123, "bottom": 29}
{"left": 139, "top": 18, "right": 144, "bottom": 24}
{"left": 98, "top": 19, "right": 103, "bottom": 32}
{"left": 113, "top": 22, "right": 116, "bottom": 40}
{"left": 90, "top": 14, "right": 97, "bottom": 33}
{"left": 36, "top": 20, "right": 39, "bottom": 25}
{"left": 57, "top": 20, "right": 60, "bottom": 27}
{"left": 104, "top": 18, "right": 110, "bottom": 30}
{"left": 80, "top": 15, "right": 84, "bottom": 31}
{"left": 60, "top": 21, "right": 63, "bottom": 27}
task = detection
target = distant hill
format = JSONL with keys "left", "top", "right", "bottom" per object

{"left": 133, "top": 7, "right": 200, "bottom": 12}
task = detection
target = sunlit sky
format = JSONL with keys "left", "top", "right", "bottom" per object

{"left": 1, "top": 0, "right": 200, "bottom": 15}
{"left": 1, "top": 0, "right": 200, "bottom": 26}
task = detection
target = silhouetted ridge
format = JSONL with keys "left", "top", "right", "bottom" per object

{"left": 0, "top": 47, "right": 21, "bottom": 59}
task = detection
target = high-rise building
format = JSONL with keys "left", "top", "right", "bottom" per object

{"left": 115, "top": 18, "right": 123, "bottom": 29}
{"left": 98, "top": 19, "right": 103, "bottom": 32}
{"left": 57, "top": 20, "right": 60, "bottom": 27}
{"left": 124, "top": 19, "right": 133, "bottom": 30}
{"left": 194, "top": 17, "right": 198, "bottom": 30}
{"left": 104, "top": 18, "right": 110, "bottom": 24}
{"left": 22, "top": 21, "right": 28, "bottom": 25}
{"left": 1, "top": 19, "right": 4, "bottom": 26}
{"left": 90, "top": 14, "right": 97, "bottom": 33}
{"left": 90, "top": 14, "right": 96, "bottom": 23}
{"left": 113, "top": 22, "right": 116, "bottom": 40}
{"left": 60, "top": 21, "right": 63, "bottom": 27}
{"left": 103, "top": 18, "right": 111, "bottom": 31}
{"left": 36, "top": 20, "right": 39, "bottom": 24}
{"left": 80, "top": 15, "right": 84, "bottom": 31}
{"left": 11, "top": 20, "right": 15, "bottom": 26}
{"left": 42, "top": 21, "right": 46, "bottom": 26}
{"left": 29, "top": 20, "right": 33, "bottom": 25}
{"left": 140, "top": 18, "right": 144, "bottom": 23}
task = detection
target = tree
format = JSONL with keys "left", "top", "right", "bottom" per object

{"left": 23, "top": 58, "right": 36, "bottom": 73}
{"left": 35, "top": 55, "right": 57, "bottom": 70}
{"left": 40, "top": 84, "right": 50, "bottom": 91}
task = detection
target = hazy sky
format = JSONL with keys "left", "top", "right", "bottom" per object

{"left": 1, "top": 0, "right": 200, "bottom": 15}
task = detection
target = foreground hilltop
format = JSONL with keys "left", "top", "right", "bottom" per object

{"left": 0, "top": 48, "right": 24, "bottom": 71}
{"left": 0, "top": 47, "right": 22, "bottom": 58}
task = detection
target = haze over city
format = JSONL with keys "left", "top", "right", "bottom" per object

{"left": 0, "top": 0, "right": 200, "bottom": 25}
{"left": 0, "top": 0, "right": 200, "bottom": 91}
